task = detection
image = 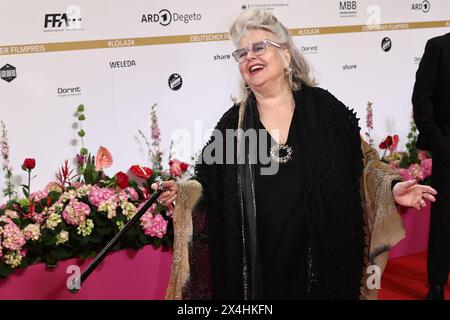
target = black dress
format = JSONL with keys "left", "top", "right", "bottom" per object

{"left": 255, "top": 103, "right": 309, "bottom": 299}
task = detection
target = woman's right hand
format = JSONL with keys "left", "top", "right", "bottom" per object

{"left": 151, "top": 180, "right": 178, "bottom": 206}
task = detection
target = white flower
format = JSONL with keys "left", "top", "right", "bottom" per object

{"left": 76, "top": 185, "right": 92, "bottom": 197}
{"left": 23, "top": 224, "right": 41, "bottom": 241}
{"left": 56, "top": 231, "right": 69, "bottom": 245}
{"left": 4, "top": 250, "right": 22, "bottom": 268}
{"left": 5, "top": 210, "right": 19, "bottom": 219}
{"left": 60, "top": 190, "right": 77, "bottom": 203}
{"left": 77, "top": 219, "right": 94, "bottom": 237}
{"left": 46, "top": 213, "right": 62, "bottom": 230}
{"left": 120, "top": 201, "right": 137, "bottom": 220}
{"left": 116, "top": 220, "right": 125, "bottom": 231}
{"left": 98, "top": 199, "right": 117, "bottom": 219}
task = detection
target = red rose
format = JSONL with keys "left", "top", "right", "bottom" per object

{"left": 129, "top": 165, "right": 153, "bottom": 180}
{"left": 180, "top": 162, "right": 189, "bottom": 172}
{"left": 22, "top": 158, "right": 36, "bottom": 170}
{"left": 115, "top": 171, "right": 129, "bottom": 189}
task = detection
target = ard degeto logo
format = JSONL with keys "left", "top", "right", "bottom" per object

{"left": 381, "top": 37, "right": 392, "bottom": 52}
{"left": 168, "top": 73, "right": 182, "bottom": 91}
{"left": 339, "top": 1, "right": 357, "bottom": 18}
{"left": 44, "top": 5, "right": 82, "bottom": 31}
{"left": 1, "top": 64, "right": 16, "bottom": 82}
{"left": 141, "top": 9, "right": 201, "bottom": 26}
{"left": 411, "top": 0, "right": 430, "bottom": 13}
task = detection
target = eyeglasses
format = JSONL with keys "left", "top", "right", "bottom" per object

{"left": 231, "top": 39, "right": 283, "bottom": 63}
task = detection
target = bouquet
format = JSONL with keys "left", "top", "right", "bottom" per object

{"left": 0, "top": 104, "right": 190, "bottom": 278}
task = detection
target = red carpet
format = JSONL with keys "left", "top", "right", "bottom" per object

{"left": 379, "top": 251, "right": 449, "bottom": 300}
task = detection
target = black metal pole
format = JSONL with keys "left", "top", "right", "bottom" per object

{"left": 68, "top": 181, "right": 164, "bottom": 293}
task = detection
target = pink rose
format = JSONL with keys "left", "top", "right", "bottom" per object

{"left": 169, "top": 159, "right": 189, "bottom": 177}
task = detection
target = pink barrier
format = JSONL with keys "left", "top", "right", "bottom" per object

{"left": 389, "top": 204, "right": 431, "bottom": 259}
{"left": 0, "top": 245, "right": 172, "bottom": 300}
{"left": 0, "top": 204, "right": 431, "bottom": 300}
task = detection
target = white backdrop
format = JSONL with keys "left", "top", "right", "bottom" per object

{"left": 1, "top": 0, "right": 449, "bottom": 202}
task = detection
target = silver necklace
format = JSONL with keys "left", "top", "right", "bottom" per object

{"left": 270, "top": 143, "right": 293, "bottom": 163}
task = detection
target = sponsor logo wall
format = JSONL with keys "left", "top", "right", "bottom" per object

{"left": 0, "top": 0, "right": 449, "bottom": 199}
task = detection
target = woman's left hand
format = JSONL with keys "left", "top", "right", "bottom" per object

{"left": 393, "top": 179, "right": 437, "bottom": 210}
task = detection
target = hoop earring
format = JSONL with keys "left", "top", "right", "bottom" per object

{"left": 244, "top": 82, "right": 250, "bottom": 90}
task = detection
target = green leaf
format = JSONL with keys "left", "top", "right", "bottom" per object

{"left": 77, "top": 104, "right": 85, "bottom": 112}
{"left": 80, "top": 148, "right": 88, "bottom": 156}
{"left": 0, "top": 263, "right": 13, "bottom": 278}
{"left": 78, "top": 130, "right": 86, "bottom": 137}
{"left": 78, "top": 114, "right": 86, "bottom": 121}
{"left": 22, "top": 187, "right": 29, "bottom": 199}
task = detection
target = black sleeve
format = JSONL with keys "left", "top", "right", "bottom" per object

{"left": 391, "top": 179, "right": 401, "bottom": 192}
{"left": 412, "top": 39, "right": 444, "bottom": 144}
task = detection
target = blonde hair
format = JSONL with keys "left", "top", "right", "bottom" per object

{"left": 229, "top": 9, "right": 316, "bottom": 101}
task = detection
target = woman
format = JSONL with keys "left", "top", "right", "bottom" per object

{"left": 158, "top": 9, "right": 437, "bottom": 300}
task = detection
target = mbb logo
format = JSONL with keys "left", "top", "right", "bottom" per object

{"left": 340, "top": 1, "right": 357, "bottom": 11}
{"left": 339, "top": 1, "right": 357, "bottom": 17}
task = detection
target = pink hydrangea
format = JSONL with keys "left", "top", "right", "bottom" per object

{"left": 421, "top": 158, "right": 432, "bottom": 179}
{"left": 166, "top": 206, "right": 174, "bottom": 218}
{"left": 118, "top": 187, "right": 139, "bottom": 202}
{"left": 29, "top": 190, "right": 48, "bottom": 202}
{"left": 88, "top": 186, "right": 116, "bottom": 207}
{"left": 32, "top": 213, "right": 45, "bottom": 224}
{"left": 62, "top": 199, "right": 91, "bottom": 226}
{"left": 398, "top": 168, "right": 413, "bottom": 181}
{"left": 140, "top": 213, "right": 168, "bottom": 239}
{"left": 408, "top": 164, "right": 424, "bottom": 181}
{"left": 2, "top": 222, "right": 26, "bottom": 251}
{"left": 137, "top": 202, "right": 156, "bottom": 215}
{"left": 44, "top": 182, "right": 63, "bottom": 193}
{"left": 418, "top": 151, "right": 430, "bottom": 161}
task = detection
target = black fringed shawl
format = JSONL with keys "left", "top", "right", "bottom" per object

{"left": 185, "top": 85, "right": 366, "bottom": 299}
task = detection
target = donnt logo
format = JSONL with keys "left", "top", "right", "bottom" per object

{"left": 339, "top": 1, "right": 357, "bottom": 18}
{"left": 411, "top": 0, "right": 430, "bottom": 13}
{"left": 44, "top": 5, "right": 82, "bottom": 31}
{"left": 301, "top": 45, "right": 319, "bottom": 54}
{"left": 57, "top": 86, "right": 82, "bottom": 97}
{"left": 1, "top": 64, "right": 16, "bottom": 82}
{"left": 141, "top": 9, "right": 201, "bottom": 26}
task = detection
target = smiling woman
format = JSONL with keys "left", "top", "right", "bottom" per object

{"left": 162, "top": 8, "right": 437, "bottom": 300}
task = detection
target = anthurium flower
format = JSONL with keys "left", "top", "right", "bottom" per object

{"left": 129, "top": 165, "right": 153, "bottom": 180}
{"left": 388, "top": 135, "right": 399, "bottom": 152}
{"left": 95, "top": 146, "right": 113, "bottom": 171}
{"left": 379, "top": 135, "right": 393, "bottom": 150}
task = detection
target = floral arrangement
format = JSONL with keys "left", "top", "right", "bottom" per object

{"left": 378, "top": 122, "right": 432, "bottom": 184}
{"left": 364, "top": 102, "right": 432, "bottom": 185}
{"left": 0, "top": 104, "right": 190, "bottom": 278}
